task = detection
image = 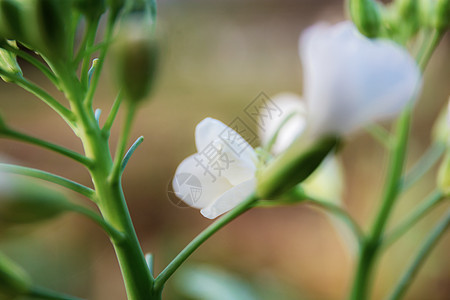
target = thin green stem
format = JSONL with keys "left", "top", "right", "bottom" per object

{"left": 401, "top": 142, "right": 446, "bottom": 191}
{"left": 365, "top": 124, "right": 392, "bottom": 149}
{"left": 68, "top": 203, "right": 125, "bottom": 242}
{"left": 84, "top": 14, "right": 115, "bottom": 108}
{"left": 110, "top": 102, "right": 137, "bottom": 182}
{"left": 307, "top": 198, "right": 364, "bottom": 246}
{"left": 2, "top": 44, "right": 59, "bottom": 86}
{"left": 0, "top": 128, "right": 92, "bottom": 166}
{"left": 80, "top": 21, "right": 100, "bottom": 87}
{"left": 102, "top": 92, "right": 123, "bottom": 135}
{"left": 265, "top": 111, "right": 297, "bottom": 153}
{"left": 0, "top": 68, "right": 74, "bottom": 127}
{"left": 28, "top": 286, "right": 84, "bottom": 300}
{"left": 0, "top": 163, "right": 95, "bottom": 200}
{"left": 382, "top": 190, "right": 445, "bottom": 250}
{"left": 154, "top": 194, "right": 259, "bottom": 291}
{"left": 386, "top": 209, "right": 450, "bottom": 300}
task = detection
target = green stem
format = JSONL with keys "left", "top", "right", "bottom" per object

{"left": 84, "top": 14, "right": 115, "bottom": 108}
{"left": 68, "top": 203, "right": 125, "bottom": 242}
{"left": 0, "top": 128, "right": 92, "bottom": 166}
{"left": 382, "top": 190, "right": 445, "bottom": 250}
{"left": 154, "top": 194, "right": 259, "bottom": 292}
{"left": 121, "top": 136, "right": 144, "bottom": 173}
{"left": 0, "top": 163, "right": 95, "bottom": 199}
{"left": 110, "top": 102, "right": 137, "bottom": 181}
{"left": 365, "top": 124, "right": 392, "bottom": 149}
{"left": 80, "top": 21, "right": 99, "bottom": 87}
{"left": 102, "top": 92, "right": 123, "bottom": 135}
{"left": 401, "top": 142, "right": 446, "bottom": 191}
{"left": 28, "top": 286, "right": 84, "bottom": 300}
{"left": 307, "top": 198, "right": 364, "bottom": 246}
{"left": 386, "top": 209, "right": 450, "bottom": 300}
{"left": 0, "top": 69, "right": 74, "bottom": 127}
{"left": 348, "top": 30, "right": 444, "bottom": 300}
{"left": 55, "top": 61, "right": 153, "bottom": 299}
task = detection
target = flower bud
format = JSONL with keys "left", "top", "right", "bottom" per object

{"left": 74, "top": 0, "right": 106, "bottom": 21}
{"left": 394, "top": 0, "right": 420, "bottom": 41}
{"left": 0, "top": 0, "right": 26, "bottom": 41}
{"left": 0, "top": 176, "right": 70, "bottom": 226}
{"left": 107, "top": 0, "right": 125, "bottom": 20}
{"left": 432, "top": 99, "right": 450, "bottom": 145}
{"left": 0, "top": 252, "right": 32, "bottom": 298}
{"left": 349, "top": 0, "right": 382, "bottom": 37}
{"left": 434, "top": 0, "right": 450, "bottom": 30}
{"left": 257, "top": 136, "right": 340, "bottom": 199}
{"left": 0, "top": 40, "right": 23, "bottom": 82}
{"left": 112, "top": 18, "right": 159, "bottom": 103}
{"left": 438, "top": 152, "right": 450, "bottom": 195}
{"left": 26, "top": 0, "right": 73, "bottom": 59}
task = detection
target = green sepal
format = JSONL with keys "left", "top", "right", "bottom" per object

{"left": 257, "top": 136, "right": 340, "bottom": 200}
{"left": 349, "top": 0, "right": 382, "bottom": 38}
{"left": 0, "top": 252, "right": 32, "bottom": 298}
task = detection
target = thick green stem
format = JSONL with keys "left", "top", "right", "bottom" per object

{"left": 348, "top": 30, "right": 444, "bottom": 300}
{"left": 53, "top": 61, "right": 153, "bottom": 299}
{"left": 154, "top": 194, "right": 259, "bottom": 292}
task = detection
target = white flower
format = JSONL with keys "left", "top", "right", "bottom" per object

{"left": 300, "top": 21, "right": 422, "bottom": 137}
{"left": 172, "top": 118, "right": 257, "bottom": 219}
{"left": 258, "top": 93, "right": 307, "bottom": 155}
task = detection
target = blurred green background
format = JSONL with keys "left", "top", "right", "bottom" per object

{"left": 0, "top": 0, "right": 449, "bottom": 299}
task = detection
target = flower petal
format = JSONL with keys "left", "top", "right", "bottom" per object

{"left": 300, "top": 21, "right": 422, "bottom": 136}
{"left": 172, "top": 154, "right": 233, "bottom": 209}
{"left": 200, "top": 178, "right": 256, "bottom": 219}
{"left": 195, "top": 118, "right": 257, "bottom": 185}
{"left": 258, "top": 93, "right": 307, "bottom": 155}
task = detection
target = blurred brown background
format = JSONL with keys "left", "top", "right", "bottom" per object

{"left": 0, "top": 0, "right": 449, "bottom": 299}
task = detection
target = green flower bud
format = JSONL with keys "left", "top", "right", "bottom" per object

{"left": 435, "top": 0, "right": 450, "bottom": 30}
{"left": 349, "top": 0, "right": 382, "bottom": 37}
{"left": 393, "top": 0, "right": 420, "bottom": 41}
{"left": 432, "top": 99, "right": 450, "bottom": 145}
{"left": 0, "top": 252, "right": 32, "bottom": 298}
{"left": 107, "top": 0, "right": 125, "bottom": 20}
{"left": 74, "top": 0, "right": 106, "bottom": 21}
{"left": 0, "top": 0, "right": 26, "bottom": 41}
{"left": 0, "top": 40, "right": 23, "bottom": 82}
{"left": 0, "top": 177, "right": 70, "bottom": 226}
{"left": 438, "top": 152, "right": 450, "bottom": 194}
{"left": 112, "top": 18, "right": 159, "bottom": 102}
{"left": 257, "top": 136, "right": 340, "bottom": 199}
{"left": 27, "top": 0, "right": 73, "bottom": 59}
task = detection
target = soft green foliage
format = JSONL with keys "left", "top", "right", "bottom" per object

{"left": 0, "top": 252, "right": 31, "bottom": 298}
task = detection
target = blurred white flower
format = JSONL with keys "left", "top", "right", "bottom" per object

{"left": 300, "top": 21, "right": 422, "bottom": 137}
{"left": 172, "top": 118, "right": 257, "bottom": 219}
{"left": 258, "top": 93, "right": 307, "bottom": 155}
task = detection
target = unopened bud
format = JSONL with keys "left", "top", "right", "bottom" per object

{"left": 438, "top": 152, "right": 450, "bottom": 194}
{"left": 0, "top": 0, "right": 25, "bottom": 41}
{"left": 349, "top": 0, "right": 382, "bottom": 37}
{"left": 112, "top": 18, "right": 159, "bottom": 102}
{"left": 432, "top": 99, "right": 450, "bottom": 145}
{"left": 107, "top": 0, "right": 125, "bottom": 20}
{"left": 0, "top": 40, "right": 23, "bottom": 82}
{"left": 394, "top": 0, "right": 420, "bottom": 40}
{"left": 75, "top": 0, "right": 106, "bottom": 21}
{"left": 435, "top": 0, "right": 450, "bottom": 30}
{"left": 257, "top": 136, "right": 340, "bottom": 199}
{"left": 0, "top": 176, "right": 70, "bottom": 226}
{"left": 0, "top": 252, "right": 32, "bottom": 298}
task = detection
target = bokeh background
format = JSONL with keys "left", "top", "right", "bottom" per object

{"left": 0, "top": 0, "right": 449, "bottom": 299}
